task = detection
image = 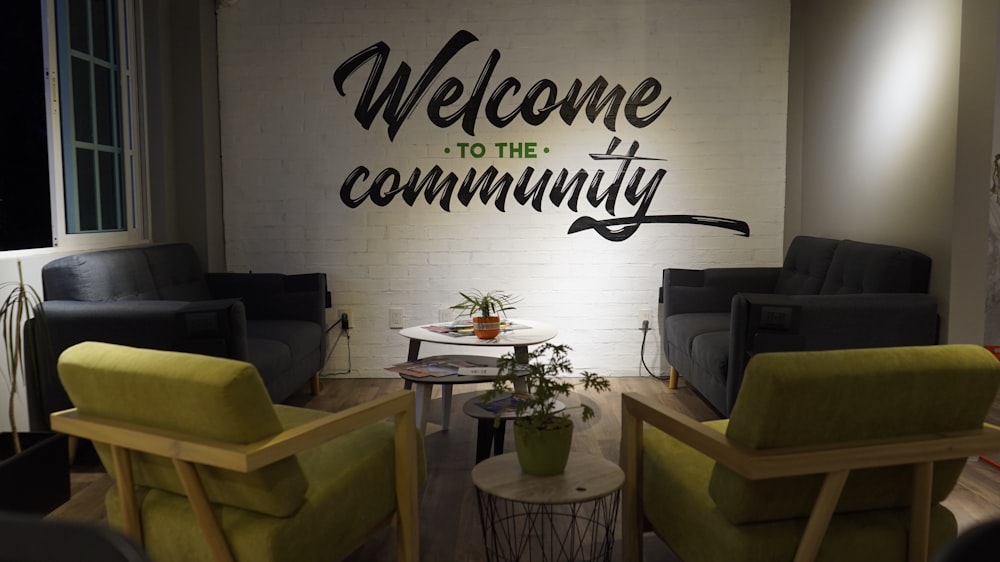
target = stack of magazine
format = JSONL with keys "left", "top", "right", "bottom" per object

{"left": 385, "top": 355, "right": 500, "bottom": 378}
{"left": 478, "top": 392, "right": 531, "bottom": 414}
{"left": 421, "top": 320, "right": 529, "bottom": 338}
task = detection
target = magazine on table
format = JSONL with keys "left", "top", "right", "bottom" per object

{"left": 386, "top": 355, "right": 497, "bottom": 378}
{"left": 421, "top": 320, "right": 531, "bottom": 338}
{"left": 479, "top": 393, "right": 531, "bottom": 414}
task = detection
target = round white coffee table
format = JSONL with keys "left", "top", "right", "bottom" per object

{"left": 399, "top": 318, "right": 557, "bottom": 363}
{"left": 396, "top": 319, "right": 557, "bottom": 433}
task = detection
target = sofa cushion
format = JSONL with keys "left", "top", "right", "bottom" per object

{"left": 690, "top": 331, "right": 730, "bottom": 384}
{"left": 248, "top": 320, "right": 323, "bottom": 362}
{"left": 246, "top": 337, "right": 292, "bottom": 383}
{"left": 773, "top": 236, "right": 839, "bottom": 295}
{"left": 58, "top": 342, "right": 309, "bottom": 517}
{"left": 143, "top": 243, "right": 212, "bottom": 301}
{"left": 43, "top": 250, "right": 160, "bottom": 301}
{"left": 665, "top": 313, "right": 731, "bottom": 356}
{"left": 819, "top": 239, "right": 932, "bottom": 294}
{"left": 707, "top": 345, "right": 1000, "bottom": 524}
{"left": 41, "top": 243, "right": 213, "bottom": 301}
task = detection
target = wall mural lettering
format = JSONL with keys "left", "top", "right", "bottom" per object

{"left": 332, "top": 30, "right": 750, "bottom": 242}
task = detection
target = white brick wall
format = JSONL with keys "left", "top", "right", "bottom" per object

{"left": 217, "top": 0, "right": 790, "bottom": 378}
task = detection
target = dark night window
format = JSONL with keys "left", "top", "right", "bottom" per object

{"left": 57, "top": 0, "right": 128, "bottom": 235}
{"left": 0, "top": 2, "right": 52, "bottom": 250}
{"left": 0, "top": 0, "right": 147, "bottom": 252}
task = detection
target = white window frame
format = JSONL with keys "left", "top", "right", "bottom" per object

{"left": 41, "top": 0, "right": 150, "bottom": 250}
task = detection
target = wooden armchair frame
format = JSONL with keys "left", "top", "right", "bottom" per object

{"left": 51, "top": 390, "right": 421, "bottom": 562}
{"left": 620, "top": 392, "right": 1000, "bottom": 562}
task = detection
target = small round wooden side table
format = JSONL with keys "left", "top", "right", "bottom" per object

{"left": 462, "top": 393, "right": 566, "bottom": 463}
{"left": 471, "top": 452, "right": 624, "bottom": 562}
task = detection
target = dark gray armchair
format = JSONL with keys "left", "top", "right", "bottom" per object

{"left": 25, "top": 243, "right": 330, "bottom": 430}
{"left": 661, "top": 236, "right": 940, "bottom": 416}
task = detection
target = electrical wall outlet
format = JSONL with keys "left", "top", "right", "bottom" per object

{"left": 639, "top": 309, "right": 651, "bottom": 330}
{"left": 389, "top": 307, "right": 404, "bottom": 329}
{"left": 337, "top": 309, "right": 353, "bottom": 330}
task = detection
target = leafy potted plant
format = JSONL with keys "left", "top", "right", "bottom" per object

{"left": 450, "top": 290, "right": 520, "bottom": 339}
{"left": 484, "top": 343, "right": 610, "bottom": 476}
{"left": 0, "top": 260, "right": 69, "bottom": 514}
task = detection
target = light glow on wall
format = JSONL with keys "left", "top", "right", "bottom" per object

{"left": 850, "top": 1, "right": 959, "bottom": 205}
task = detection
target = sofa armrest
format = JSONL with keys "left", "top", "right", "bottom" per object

{"left": 36, "top": 299, "right": 249, "bottom": 356}
{"left": 25, "top": 299, "right": 249, "bottom": 430}
{"left": 662, "top": 267, "right": 780, "bottom": 317}
{"left": 726, "top": 292, "right": 940, "bottom": 414}
{"left": 205, "top": 272, "right": 329, "bottom": 327}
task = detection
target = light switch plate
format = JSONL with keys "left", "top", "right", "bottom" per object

{"left": 389, "top": 307, "right": 404, "bottom": 329}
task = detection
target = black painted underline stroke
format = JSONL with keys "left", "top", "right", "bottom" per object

{"left": 567, "top": 214, "right": 751, "bottom": 239}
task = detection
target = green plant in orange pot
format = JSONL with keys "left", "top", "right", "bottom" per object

{"left": 485, "top": 343, "right": 610, "bottom": 476}
{"left": 449, "top": 290, "right": 520, "bottom": 339}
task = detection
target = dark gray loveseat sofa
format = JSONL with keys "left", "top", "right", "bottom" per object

{"left": 25, "top": 243, "right": 329, "bottom": 430}
{"left": 661, "top": 235, "right": 939, "bottom": 416}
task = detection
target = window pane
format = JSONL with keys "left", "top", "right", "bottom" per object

{"left": 71, "top": 57, "right": 93, "bottom": 142}
{"left": 58, "top": 0, "right": 136, "bottom": 238}
{"left": 75, "top": 148, "right": 97, "bottom": 231}
{"left": 94, "top": 65, "right": 113, "bottom": 144}
{"left": 98, "top": 150, "right": 122, "bottom": 230}
{"left": 68, "top": 0, "right": 89, "bottom": 53}
{"left": 57, "top": 0, "right": 141, "bottom": 238}
{"left": 92, "top": 0, "right": 110, "bottom": 60}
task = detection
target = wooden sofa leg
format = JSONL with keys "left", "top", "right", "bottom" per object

{"left": 68, "top": 436, "right": 80, "bottom": 465}
{"left": 310, "top": 372, "right": 322, "bottom": 395}
{"left": 668, "top": 367, "right": 679, "bottom": 390}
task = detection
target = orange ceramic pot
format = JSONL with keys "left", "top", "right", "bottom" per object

{"left": 473, "top": 316, "right": 501, "bottom": 339}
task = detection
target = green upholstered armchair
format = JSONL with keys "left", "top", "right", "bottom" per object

{"left": 621, "top": 344, "right": 1000, "bottom": 562}
{"left": 50, "top": 341, "right": 424, "bottom": 562}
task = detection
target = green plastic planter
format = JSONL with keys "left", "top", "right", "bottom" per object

{"left": 513, "top": 417, "right": 573, "bottom": 476}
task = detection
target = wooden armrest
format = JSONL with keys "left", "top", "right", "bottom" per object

{"left": 621, "top": 391, "right": 745, "bottom": 467}
{"left": 620, "top": 392, "right": 1000, "bottom": 562}
{"left": 50, "top": 390, "right": 417, "bottom": 473}
{"left": 621, "top": 392, "right": 1000, "bottom": 479}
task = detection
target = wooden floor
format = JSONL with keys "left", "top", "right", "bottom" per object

{"left": 47, "top": 375, "right": 1000, "bottom": 561}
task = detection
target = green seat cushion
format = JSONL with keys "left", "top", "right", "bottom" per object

{"left": 642, "top": 422, "right": 957, "bottom": 562}
{"left": 709, "top": 344, "right": 1000, "bottom": 524}
{"left": 58, "top": 341, "right": 308, "bottom": 517}
{"left": 107, "top": 405, "right": 427, "bottom": 562}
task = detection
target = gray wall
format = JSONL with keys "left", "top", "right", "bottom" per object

{"left": 143, "top": 0, "right": 226, "bottom": 271}
{"left": 787, "top": 0, "right": 1000, "bottom": 343}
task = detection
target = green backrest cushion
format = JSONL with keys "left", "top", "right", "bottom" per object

{"left": 57, "top": 341, "right": 308, "bottom": 517}
{"left": 709, "top": 344, "right": 1000, "bottom": 524}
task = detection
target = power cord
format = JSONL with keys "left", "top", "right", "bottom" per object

{"left": 323, "top": 313, "right": 352, "bottom": 376}
{"left": 640, "top": 319, "right": 671, "bottom": 381}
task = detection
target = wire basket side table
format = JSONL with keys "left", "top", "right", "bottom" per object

{"left": 471, "top": 453, "right": 624, "bottom": 562}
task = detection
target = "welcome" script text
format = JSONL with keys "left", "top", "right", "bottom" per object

{"left": 333, "top": 30, "right": 672, "bottom": 141}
